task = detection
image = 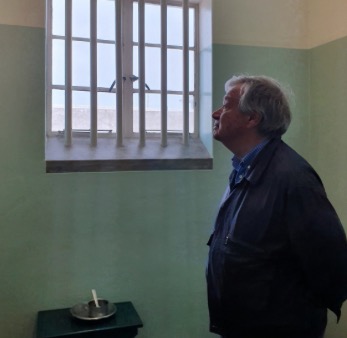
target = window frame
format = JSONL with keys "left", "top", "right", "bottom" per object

{"left": 45, "top": 0, "right": 212, "bottom": 173}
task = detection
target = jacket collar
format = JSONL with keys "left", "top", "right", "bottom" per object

{"left": 246, "top": 137, "right": 282, "bottom": 185}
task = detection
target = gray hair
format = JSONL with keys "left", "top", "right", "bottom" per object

{"left": 225, "top": 75, "right": 292, "bottom": 137}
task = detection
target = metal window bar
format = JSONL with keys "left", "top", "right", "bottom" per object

{"left": 65, "top": 0, "right": 73, "bottom": 146}
{"left": 46, "top": 0, "right": 53, "bottom": 137}
{"left": 182, "top": 0, "right": 189, "bottom": 145}
{"left": 161, "top": 0, "right": 168, "bottom": 147}
{"left": 138, "top": 0, "right": 146, "bottom": 146}
{"left": 90, "top": 0, "right": 98, "bottom": 146}
{"left": 115, "top": 0, "right": 123, "bottom": 147}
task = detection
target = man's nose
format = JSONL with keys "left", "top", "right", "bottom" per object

{"left": 212, "top": 106, "right": 222, "bottom": 119}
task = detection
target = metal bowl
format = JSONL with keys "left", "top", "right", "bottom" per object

{"left": 70, "top": 299, "right": 117, "bottom": 321}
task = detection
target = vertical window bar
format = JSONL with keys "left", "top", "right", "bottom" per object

{"left": 122, "top": 1, "right": 133, "bottom": 137}
{"left": 193, "top": 4, "right": 199, "bottom": 136}
{"left": 46, "top": 0, "right": 53, "bottom": 135}
{"left": 182, "top": 0, "right": 189, "bottom": 145}
{"left": 161, "top": 0, "right": 168, "bottom": 147}
{"left": 90, "top": 0, "right": 98, "bottom": 146}
{"left": 115, "top": 0, "right": 123, "bottom": 147}
{"left": 138, "top": 0, "right": 146, "bottom": 146}
{"left": 65, "top": 0, "right": 73, "bottom": 146}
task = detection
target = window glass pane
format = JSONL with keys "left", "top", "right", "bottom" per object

{"left": 167, "top": 94, "right": 194, "bottom": 133}
{"left": 133, "top": 46, "right": 160, "bottom": 91}
{"left": 97, "top": 0, "right": 115, "bottom": 41}
{"left": 52, "top": 39, "right": 65, "bottom": 85}
{"left": 167, "top": 95, "right": 194, "bottom": 133}
{"left": 167, "top": 50, "right": 195, "bottom": 92}
{"left": 52, "top": 0, "right": 65, "bottom": 36}
{"left": 167, "top": 6, "right": 182, "bottom": 46}
{"left": 145, "top": 47, "right": 160, "bottom": 91}
{"left": 133, "top": 46, "right": 138, "bottom": 89}
{"left": 52, "top": 89, "right": 65, "bottom": 132}
{"left": 72, "top": 0, "right": 90, "bottom": 38}
{"left": 133, "top": 3, "right": 195, "bottom": 46}
{"left": 167, "top": 49, "right": 182, "bottom": 91}
{"left": 133, "top": 94, "right": 194, "bottom": 133}
{"left": 72, "top": 41, "right": 90, "bottom": 87}
{"left": 189, "top": 50, "right": 195, "bottom": 91}
{"left": 189, "top": 8, "right": 195, "bottom": 47}
{"left": 133, "top": 2, "right": 138, "bottom": 43}
{"left": 144, "top": 3, "right": 160, "bottom": 44}
{"left": 167, "top": 94, "right": 182, "bottom": 132}
{"left": 133, "top": 93, "right": 161, "bottom": 133}
{"left": 133, "top": 93, "right": 139, "bottom": 132}
{"left": 133, "top": 2, "right": 160, "bottom": 44}
{"left": 98, "top": 43, "right": 115, "bottom": 88}
{"left": 72, "top": 91, "right": 90, "bottom": 130}
{"left": 133, "top": 50, "right": 194, "bottom": 92}
{"left": 98, "top": 93, "right": 117, "bottom": 132}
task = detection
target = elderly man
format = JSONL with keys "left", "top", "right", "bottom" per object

{"left": 206, "top": 75, "right": 347, "bottom": 338}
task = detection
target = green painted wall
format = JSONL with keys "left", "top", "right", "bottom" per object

{"left": 310, "top": 36, "right": 347, "bottom": 219}
{"left": 310, "top": 37, "right": 347, "bottom": 337}
{"left": 1, "top": 22, "right": 347, "bottom": 338}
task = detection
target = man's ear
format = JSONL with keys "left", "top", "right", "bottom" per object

{"left": 247, "top": 111, "right": 262, "bottom": 128}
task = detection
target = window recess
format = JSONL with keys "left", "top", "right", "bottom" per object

{"left": 45, "top": 0, "right": 212, "bottom": 172}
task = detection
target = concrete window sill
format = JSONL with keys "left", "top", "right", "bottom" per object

{"left": 45, "top": 136, "right": 213, "bottom": 173}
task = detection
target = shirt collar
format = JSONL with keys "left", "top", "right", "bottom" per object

{"left": 231, "top": 138, "right": 270, "bottom": 184}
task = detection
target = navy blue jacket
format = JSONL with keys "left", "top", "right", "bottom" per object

{"left": 207, "top": 138, "right": 347, "bottom": 337}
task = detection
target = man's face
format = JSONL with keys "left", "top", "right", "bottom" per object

{"left": 212, "top": 85, "right": 250, "bottom": 147}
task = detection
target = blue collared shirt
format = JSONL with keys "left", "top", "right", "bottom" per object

{"left": 231, "top": 139, "right": 270, "bottom": 186}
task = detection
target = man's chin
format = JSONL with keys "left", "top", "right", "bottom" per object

{"left": 212, "top": 132, "right": 221, "bottom": 141}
